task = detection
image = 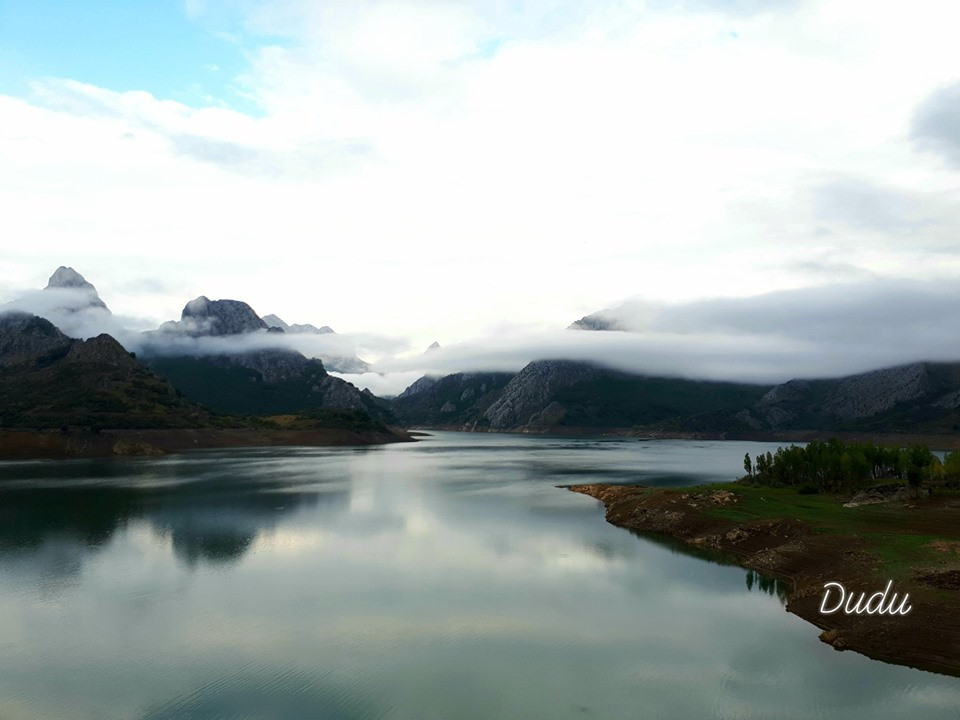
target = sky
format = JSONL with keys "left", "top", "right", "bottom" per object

{"left": 2, "top": 1, "right": 960, "bottom": 391}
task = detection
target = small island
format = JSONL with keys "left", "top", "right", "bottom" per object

{"left": 570, "top": 439, "right": 960, "bottom": 678}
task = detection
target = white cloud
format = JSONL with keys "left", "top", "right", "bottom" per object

{"left": 2, "top": 0, "right": 960, "bottom": 353}
{"left": 377, "top": 279, "right": 960, "bottom": 387}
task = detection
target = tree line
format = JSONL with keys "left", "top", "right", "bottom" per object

{"left": 742, "top": 439, "right": 960, "bottom": 491}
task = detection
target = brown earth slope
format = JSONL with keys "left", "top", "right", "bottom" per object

{"left": 569, "top": 483, "right": 960, "bottom": 678}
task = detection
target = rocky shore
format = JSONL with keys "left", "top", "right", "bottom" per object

{"left": 569, "top": 482, "right": 960, "bottom": 678}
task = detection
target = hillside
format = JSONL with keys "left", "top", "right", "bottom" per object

{"left": 0, "top": 312, "right": 205, "bottom": 429}
{"left": 393, "top": 358, "right": 960, "bottom": 436}
{"left": 143, "top": 297, "right": 394, "bottom": 422}
{"left": 731, "top": 362, "right": 960, "bottom": 434}
{"left": 145, "top": 353, "right": 391, "bottom": 420}
{"left": 393, "top": 361, "right": 769, "bottom": 431}
{"left": 392, "top": 372, "right": 513, "bottom": 427}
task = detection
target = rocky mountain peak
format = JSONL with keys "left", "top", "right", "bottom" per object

{"left": 43, "top": 266, "right": 109, "bottom": 311}
{"left": 0, "top": 312, "right": 74, "bottom": 367}
{"left": 177, "top": 296, "right": 267, "bottom": 336}
{"left": 568, "top": 314, "right": 619, "bottom": 331}
{"left": 260, "top": 314, "right": 365, "bottom": 373}
{"left": 426, "top": 341, "right": 441, "bottom": 352}
{"left": 263, "top": 314, "right": 335, "bottom": 335}
{"left": 261, "top": 314, "right": 290, "bottom": 331}
{"left": 46, "top": 266, "right": 92, "bottom": 290}
{"left": 65, "top": 333, "right": 140, "bottom": 369}
{"left": 483, "top": 360, "right": 600, "bottom": 428}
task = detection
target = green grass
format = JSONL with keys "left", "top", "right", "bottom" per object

{"left": 692, "top": 482, "right": 960, "bottom": 579}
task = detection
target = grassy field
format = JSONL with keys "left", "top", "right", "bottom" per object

{"left": 701, "top": 482, "right": 960, "bottom": 581}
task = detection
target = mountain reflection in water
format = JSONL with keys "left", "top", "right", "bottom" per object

{"left": 0, "top": 434, "right": 958, "bottom": 720}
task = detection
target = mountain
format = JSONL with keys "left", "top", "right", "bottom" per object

{"left": 158, "top": 296, "right": 265, "bottom": 336}
{"left": 730, "top": 362, "right": 960, "bottom": 434}
{"left": 261, "top": 313, "right": 369, "bottom": 373}
{"left": 392, "top": 360, "right": 767, "bottom": 431}
{"left": 0, "top": 311, "right": 76, "bottom": 366}
{"left": 568, "top": 314, "right": 620, "bottom": 331}
{"left": 393, "top": 361, "right": 767, "bottom": 431}
{"left": 261, "top": 314, "right": 335, "bottom": 335}
{"left": 0, "top": 311, "right": 203, "bottom": 429}
{"left": 481, "top": 360, "right": 769, "bottom": 430}
{"left": 144, "top": 299, "right": 388, "bottom": 420}
{"left": 44, "top": 266, "right": 110, "bottom": 311}
{"left": 392, "top": 372, "right": 514, "bottom": 427}
{"left": 396, "top": 375, "right": 439, "bottom": 399}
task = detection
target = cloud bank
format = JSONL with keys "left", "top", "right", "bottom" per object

{"left": 6, "top": 278, "right": 960, "bottom": 397}
{"left": 373, "top": 279, "right": 960, "bottom": 392}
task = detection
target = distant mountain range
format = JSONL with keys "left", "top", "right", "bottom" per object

{"left": 7, "top": 267, "right": 960, "bottom": 439}
{"left": 1, "top": 268, "right": 389, "bottom": 425}
{"left": 141, "top": 294, "right": 387, "bottom": 419}
{"left": 394, "top": 359, "right": 960, "bottom": 435}
{"left": 394, "top": 361, "right": 767, "bottom": 431}
{"left": 260, "top": 314, "right": 370, "bottom": 373}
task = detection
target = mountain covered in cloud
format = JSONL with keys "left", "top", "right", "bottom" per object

{"left": 45, "top": 266, "right": 110, "bottom": 311}
{"left": 261, "top": 314, "right": 369, "bottom": 373}
{"left": 10, "top": 265, "right": 960, "bottom": 436}
{"left": 394, "top": 361, "right": 767, "bottom": 431}
{"left": 1, "top": 267, "right": 120, "bottom": 340}
{"left": 394, "top": 358, "right": 960, "bottom": 435}
{"left": 141, "top": 296, "right": 388, "bottom": 419}
{"left": 2, "top": 268, "right": 393, "bottom": 422}
{"left": 261, "top": 314, "right": 334, "bottom": 335}
{"left": 159, "top": 296, "right": 267, "bottom": 336}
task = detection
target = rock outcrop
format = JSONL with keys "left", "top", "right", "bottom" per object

{"left": 392, "top": 372, "right": 513, "bottom": 427}
{"left": 823, "top": 363, "right": 929, "bottom": 419}
{"left": 160, "top": 296, "right": 267, "bottom": 336}
{"left": 483, "top": 360, "right": 600, "bottom": 428}
{"left": 396, "top": 375, "right": 438, "bottom": 400}
{"left": 0, "top": 312, "right": 73, "bottom": 367}
{"left": 262, "top": 314, "right": 335, "bottom": 335}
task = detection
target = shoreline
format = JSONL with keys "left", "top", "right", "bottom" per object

{"left": 568, "top": 482, "right": 960, "bottom": 678}
{"left": 0, "top": 427, "right": 415, "bottom": 460}
{"left": 408, "top": 425, "right": 960, "bottom": 449}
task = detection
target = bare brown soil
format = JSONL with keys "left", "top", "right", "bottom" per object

{"left": 568, "top": 483, "right": 960, "bottom": 678}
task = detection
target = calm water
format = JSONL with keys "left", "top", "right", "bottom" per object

{"left": 1, "top": 432, "right": 958, "bottom": 719}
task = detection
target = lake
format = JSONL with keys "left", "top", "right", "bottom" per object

{"left": 1, "top": 432, "right": 958, "bottom": 719}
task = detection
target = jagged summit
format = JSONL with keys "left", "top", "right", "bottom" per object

{"left": 426, "top": 341, "right": 441, "bottom": 352}
{"left": 46, "top": 266, "right": 94, "bottom": 290}
{"left": 262, "top": 314, "right": 334, "bottom": 335}
{"left": 0, "top": 312, "right": 72, "bottom": 367}
{"left": 43, "top": 266, "right": 109, "bottom": 311}
{"left": 261, "top": 314, "right": 290, "bottom": 331}
{"left": 261, "top": 314, "right": 365, "bottom": 373}
{"left": 163, "top": 296, "right": 267, "bottom": 336}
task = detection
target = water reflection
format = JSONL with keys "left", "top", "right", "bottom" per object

{"left": 0, "top": 433, "right": 958, "bottom": 720}
{"left": 0, "top": 453, "right": 354, "bottom": 578}
{"left": 745, "top": 569, "right": 790, "bottom": 604}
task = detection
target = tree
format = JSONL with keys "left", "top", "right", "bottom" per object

{"left": 904, "top": 444, "right": 938, "bottom": 496}
{"left": 743, "top": 453, "right": 753, "bottom": 478}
